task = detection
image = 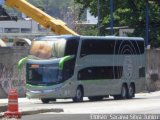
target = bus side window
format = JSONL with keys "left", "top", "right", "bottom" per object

{"left": 78, "top": 66, "right": 123, "bottom": 80}
{"left": 139, "top": 67, "right": 145, "bottom": 78}
{"left": 80, "top": 39, "right": 115, "bottom": 57}
{"left": 65, "top": 39, "right": 79, "bottom": 56}
{"left": 62, "top": 57, "right": 75, "bottom": 80}
{"left": 80, "top": 40, "right": 95, "bottom": 57}
{"left": 80, "top": 41, "right": 87, "bottom": 57}
{"left": 62, "top": 39, "right": 79, "bottom": 80}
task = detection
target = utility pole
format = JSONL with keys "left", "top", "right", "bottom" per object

{"left": 97, "top": 0, "right": 100, "bottom": 36}
{"left": 145, "top": 0, "right": 149, "bottom": 47}
{"left": 110, "top": 0, "right": 114, "bottom": 35}
{"left": 46, "top": 0, "right": 49, "bottom": 13}
{"left": 73, "top": 0, "right": 76, "bottom": 31}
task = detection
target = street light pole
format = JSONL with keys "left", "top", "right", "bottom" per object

{"left": 146, "top": 0, "right": 149, "bottom": 47}
{"left": 97, "top": 0, "right": 100, "bottom": 36}
{"left": 73, "top": 0, "right": 75, "bottom": 31}
{"left": 110, "top": 0, "right": 114, "bottom": 35}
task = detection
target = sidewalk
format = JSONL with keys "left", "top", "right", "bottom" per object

{"left": 0, "top": 98, "right": 63, "bottom": 119}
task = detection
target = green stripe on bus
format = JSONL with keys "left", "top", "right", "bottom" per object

{"left": 59, "top": 56, "right": 72, "bottom": 70}
{"left": 17, "top": 57, "right": 28, "bottom": 70}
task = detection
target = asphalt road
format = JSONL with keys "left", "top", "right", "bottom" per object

{"left": 22, "top": 114, "right": 90, "bottom": 120}
{"left": 19, "top": 92, "right": 160, "bottom": 120}
{"left": 21, "top": 114, "right": 160, "bottom": 120}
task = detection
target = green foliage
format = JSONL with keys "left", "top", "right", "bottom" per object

{"left": 77, "top": 25, "right": 98, "bottom": 36}
{"left": 75, "top": 0, "right": 160, "bottom": 47}
{"left": 3, "top": 0, "right": 160, "bottom": 47}
{"left": 5, "top": 0, "right": 74, "bottom": 19}
{"left": 27, "top": 0, "right": 73, "bottom": 18}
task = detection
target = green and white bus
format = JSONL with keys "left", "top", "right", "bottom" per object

{"left": 25, "top": 35, "right": 145, "bottom": 103}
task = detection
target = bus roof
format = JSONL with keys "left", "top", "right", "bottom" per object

{"left": 80, "top": 36, "right": 144, "bottom": 41}
{"left": 34, "top": 35, "right": 144, "bottom": 41}
{"left": 34, "top": 35, "right": 79, "bottom": 41}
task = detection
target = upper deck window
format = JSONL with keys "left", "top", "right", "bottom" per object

{"left": 80, "top": 39, "right": 144, "bottom": 57}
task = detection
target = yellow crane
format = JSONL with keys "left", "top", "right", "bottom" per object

{"left": 4, "top": 0, "right": 79, "bottom": 35}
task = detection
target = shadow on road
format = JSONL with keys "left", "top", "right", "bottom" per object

{"left": 34, "top": 97, "right": 146, "bottom": 105}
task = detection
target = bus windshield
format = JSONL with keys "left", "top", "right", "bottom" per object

{"left": 27, "top": 64, "right": 61, "bottom": 86}
{"left": 30, "top": 38, "right": 66, "bottom": 59}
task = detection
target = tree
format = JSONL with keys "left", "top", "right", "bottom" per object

{"left": 28, "top": 0, "right": 74, "bottom": 19}
{"left": 75, "top": 0, "right": 160, "bottom": 47}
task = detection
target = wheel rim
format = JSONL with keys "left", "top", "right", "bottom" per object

{"left": 76, "top": 89, "right": 82, "bottom": 100}
{"left": 122, "top": 86, "right": 127, "bottom": 98}
{"left": 129, "top": 86, "right": 134, "bottom": 97}
{"left": 41, "top": 99, "right": 49, "bottom": 103}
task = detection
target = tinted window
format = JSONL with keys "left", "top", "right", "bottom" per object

{"left": 62, "top": 57, "right": 76, "bottom": 80}
{"left": 114, "top": 40, "right": 144, "bottom": 54}
{"left": 63, "top": 39, "right": 79, "bottom": 80}
{"left": 80, "top": 39, "right": 114, "bottom": 57}
{"left": 78, "top": 66, "right": 123, "bottom": 80}
{"left": 26, "top": 64, "right": 59, "bottom": 86}
{"left": 65, "top": 39, "right": 79, "bottom": 56}
{"left": 80, "top": 39, "right": 144, "bottom": 57}
{"left": 139, "top": 67, "right": 145, "bottom": 78}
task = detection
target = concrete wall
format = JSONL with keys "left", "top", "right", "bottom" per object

{"left": 0, "top": 20, "right": 38, "bottom": 33}
{"left": 146, "top": 49, "right": 160, "bottom": 92}
{"left": 0, "top": 47, "right": 160, "bottom": 98}
{"left": 0, "top": 47, "right": 29, "bottom": 98}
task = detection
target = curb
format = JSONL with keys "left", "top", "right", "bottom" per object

{"left": 0, "top": 108, "right": 64, "bottom": 119}
{"left": 22, "top": 108, "right": 64, "bottom": 115}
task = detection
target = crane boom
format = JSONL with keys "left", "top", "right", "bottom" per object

{"left": 5, "top": 0, "right": 78, "bottom": 35}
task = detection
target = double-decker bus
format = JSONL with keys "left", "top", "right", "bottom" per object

{"left": 25, "top": 35, "right": 145, "bottom": 103}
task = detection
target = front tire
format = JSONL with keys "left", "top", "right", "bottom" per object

{"left": 73, "top": 87, "right": 83, "bottom": 102}
{"left": 114, "top": 84, "right": 128, "bottom": 100}
{"left": 41, "top": 98, "right": 50, "bottom": 104}
{"left": 88, "top": 96, "right": 103, "bottom": 101}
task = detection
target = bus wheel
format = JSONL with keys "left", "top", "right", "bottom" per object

{"left": 113, "top": 94, "right": 119, "bottom": 100}
{"left": 88, "top": 96, "right": 103, "bottom": 101}
{"left": 41, "top": 98, "right": 50, "bottom": 104}
{"left": 120, "top": 84, "right": 128, "bottom": 99}
{"left": 73, "top": 87, "right": 83, "bottom": 102}
{"left": 127, "top": 84, "right": 135, "bottom": 99}
{"left": 114, "top": 84, "right": 127, "bottom": 100}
